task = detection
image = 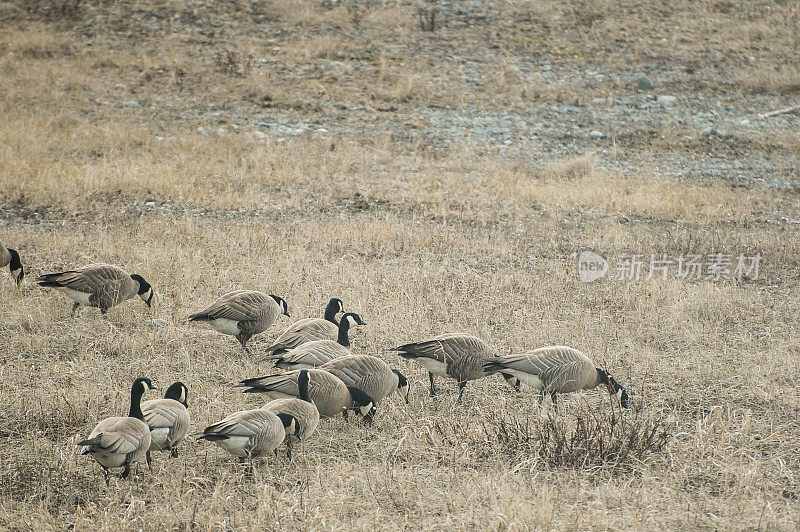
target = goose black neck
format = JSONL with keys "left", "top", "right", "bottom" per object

{"left": 324, "top": 300, "right": 340, "bottom": 325}
{"left": 298, "top": 370, "right": 312, "bottom": 403}
{"left": 337, "top": 320, "right": 351, "bottom": 347}
{"left": 347, "top": 386, "right": 374, "bottom": 408}
{"left": 8, "top": 249, "right": 22, "bottom": 270}
{"left": 596, "top": 367, "right": 609, "bottom": 385}
{"left": 129, "top": 386, "right": 145, "bottom": 420}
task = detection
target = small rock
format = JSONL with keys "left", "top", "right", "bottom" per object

{"left": 251, "top": 131, "right": 268, "bottom": 139}
{"left": 145, "top": 201, "right": 156, "bottom": 207}
{"left": 701, "top": 127, "right": 718, "bottom": 137}
{"left": 122, "top": 100, "right": 141, "bottom": 108}
{"left": 216, "top": 128, "right": 227, "bottom": 135}
{"left": 589, "top": 130, "right": 604, "bottom": 140}
{"left": 635, "top": 74, "right": 653, "bottom": 90}
{"left": 657, "top": 95, "right": 676, "bottom": 107}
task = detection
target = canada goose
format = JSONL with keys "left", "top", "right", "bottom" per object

{"left": 37, "top": 263, "right": 153, "bottom": 316}
{"left": 261, "top": 313, "right": 367, "bottom": 370}
{"left": 390, "top": 332, "right": 515, "bottom": 401}
{"left": 263, "top": 297, "right": 344, "bottom": 355}
{"left": 241, "top": 368, "right": 376, "bottom": 419}
{"left": 198, "top": 408, "right": 286, "bottom": 471}
{"left": 141, "top": 381, "right": 190, "bottom": 465}
{"left": 261, "top": 371, "right": 320, "bottom": 459}
{"left": 0, "top": 240, "right": 23, "bottom": 287}
{"left": 483, "top": 346, "right": 629, "bottom": 408}
{"left": 77, "top": 377, "right": 156, "bottom": 485}
{"left": 320, "top": 355, "right": 410, "bottom": 409}
{"left": 188, "top": 290, "right": 290, "bottom": 350}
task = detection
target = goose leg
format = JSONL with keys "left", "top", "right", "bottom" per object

{"left": 286, "top": 440, "right": 294, "bottom": 461}
{"left": 428, "top": 372, "right": 437, "bottom": 396}
{"left": 71, "top": 302, "right": 80, "bottom": 317}
{"left": 538, "top": 389, "right": 546, "bottom": 405}
{"left": 458, "top": 381, "right": 467, "bottom": 403}
{"left": 121, "top": 463, "right": 131, "bottom": 479}
{"left": 342, "top": 408, "right": 349, "bottom": 422}
{"left": 170, "top": 447, "right": 179, "bottom": 458}
{"left": 100, "top": 308, "right": 108, "bottom": 318}
{"left": 550, "top": 391, "right": 558, "bottom": 412}
{"left": 146, "top": 451, "right": 152, "bottom": 468}
{"left": 101, "top": 467, "right": 110, "bottom": 486}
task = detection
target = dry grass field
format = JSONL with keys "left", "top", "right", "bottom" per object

{"left": 1, "top": 0, "right": 800, "bottom": 529}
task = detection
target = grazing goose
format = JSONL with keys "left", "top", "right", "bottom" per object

{"left": 77, "top": 377, "right": 156, "bottom": 485}
{"left": 320, "top": 355, "right": 409, "bottom": 409}
{"left": 38, "top": 263, "right": 153, "bottom": 316}
{"left": 263, "top": 297, "right": 345, "bottom": 355}
{"left": 261, "top": 371, "right": 320, "bottom": 459}
{"left": 261, "top": 313, "right": 367, "bottom": 370}
{"left": 188, "top": 290, "right": 290, "bottom": 350}
{"left": 483, "top": 346, "right": 629, "bottom": 408}
{"left": 390, "top": 332, "right": 516, "bottom": 401}
{"left": 141, "top": 381, "right": 190, "bottom": 465}
{"left": 0, "top": 240, "right": 23, "bottom": 287}
{"left": 241, "top": 368, "right": 376, "bottom": 419}
{"left": 198, "top": 408, "right": 286, "bottom": 470}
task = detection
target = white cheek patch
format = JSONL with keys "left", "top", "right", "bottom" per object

{"left": 348, "top": 315, "right": 358, "bottom": 327}
{"left": 141, "top": 288, "right": 153, "bottom": 302}
{"left": 179, "top": 388, "right": 187, "bottom": 404}
{"left": 359, "top": 402, "right": 374, "bottom": 416}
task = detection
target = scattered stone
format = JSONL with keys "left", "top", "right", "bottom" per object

{"left": 216, "top": 128, "right": 227, "bottom": 135}
{"left": 589, "top": 130, "right": 604, "bottom": 140}
{"left": 701, "top": 127, "right": 718, "bottom": 137}
{"left": 635, "top": 74, "right": 653, "bottom": 90}
{"left": 121, "top": 100, "right": 141, "bottom": 108}
{"left": 657, "top": 95, "right": 677, "bottom": 107}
